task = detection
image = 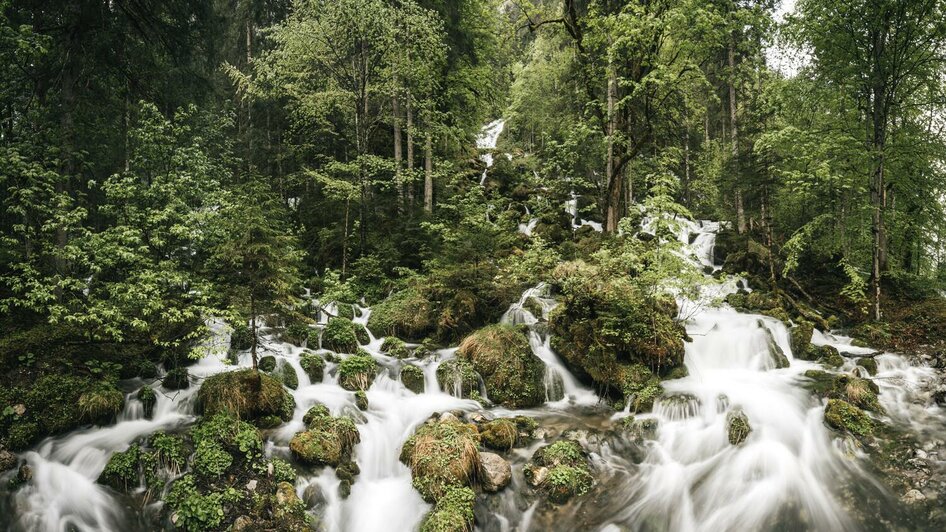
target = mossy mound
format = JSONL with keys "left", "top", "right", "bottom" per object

{"left": 78, "top": 383, "right": 125, "bottom": 425}
{"left": 802, "top": 371, "right": 882, "bottom": 413}
{"left": 338, "top": 353, "right": 378, "bottom": 391}
{"left": 419, "top": 485, "right": 475, "bottom": 532}
{"left": 726, "top": 409, "right": 751, "bottom": 445}
{"left": 272, "top": 360, "right": 299, "bottom": 390}
{"left": 816, "top": 345, "right": 845, "bottom": 368}
{"left": 381, "top": 337, "right": 411, "bottom": 359}
{"left": 368, "top": 288, "right": 436, "bottom": 341}
{"left": 300, "top": 352, "right": 326, "bottom": 382}
{"left": 258, "top": 355, "right": 277, "bottom": 372}
{"left": 98, "top": 444, "right": 142, "bottom": 491}
{"left": 322, "top": 318, "right": 360, "bottom": 353}
{"left": 197, "top": 369, "right": 294, "bottom": 421}
{"left": 283, "top": 323, "right": 312, "bottom": 347}
{"left": 290, "top": 409, "right": 360, "bottom": 467}
{"left": 436, "top": 359, "right": 480, "bottom": 398}
{"left": 162, "top": 367, "right": 190, "bottom": 390}
{"left": 479, "top": 419, "right": 517, "bottom": 451}
{"left": 523, "top": 440, "right": 594, "bottom": 504}
{"left": 620, "top": 364, "right": 664, "bottom": 413}
{"left": 401, "top": 365, "right": 426, "bottom": 394}
{"left": 400, "top": 418, "right": 480, "bottom": 502}
{"left": 789, "top": 321, "right": 814, "bottom": 357}
{"left": 457, "top": 325, "right": 544, "bottom": 408}
{"left": 548, "top": 261, "right": 686, "bottom": 401}
{"left": 824, "top": 398, "right": 873, "bottom": 437}
{"left": 138, "top": 386, "right": 157, "bottom": 419}
{"left": 857, "top": 357, "right": 878, "bottom": 376}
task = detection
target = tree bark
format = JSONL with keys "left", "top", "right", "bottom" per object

{"left": 406, "top": 94, "right": 414, "bottom": 207}
{"left": 604, "top": 62, "right": 621, "bottom": 233}
{"left": 424, "top": 134, "right": 433, "bottom": 213}
{"left": 393, "top": 94, "right": 403, "bottom": 211}
{"left": 729, "top": 42, "right": 746, "bottom": 234}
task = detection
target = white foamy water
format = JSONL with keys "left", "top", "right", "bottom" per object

{"left": 477, "top": 119, "right": 505, "bottom": 186}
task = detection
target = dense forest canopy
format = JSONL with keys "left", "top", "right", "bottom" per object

{"left": 2, "top": 0, "right": 946, "bottom": 531}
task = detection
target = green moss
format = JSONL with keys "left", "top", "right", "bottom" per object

{"left": 381, "top": 337, "right": 411, "bottom": 359}
{"left": 621, "top": 364, "right": 663, "bottom": 413}
{"left": 355, "top": 390, "right": 369, "bottom": 411}
{"left": 303, "top": 404, "right": 331, "bottom": 426}
{"left": 400, "top": 419, "right": 480, "bottom": 502}
{"left": 367, "top": 288, "right": 435, "bottom": 341}
{"left": 138, "top": 386, "right": 157, "bottom": 419}
{"left": 480, "top": 419, "right": 517, "bottom": 451}
{"left": 162, "top": 367, "right": 190, "bottom": 390}
{"left": 824, "top": 399, "right": 873, "bottom": 437}
{"left": 338, "top": 353, "right": 378, "bottom": 391}
{"left": 789, "top": 321, "right": 814, "bottom": 357}
{"left": 664, "top": 365, "right": 689, "bottom": 380}
{"left": 78, "top": 382, "right": 125, "bottom": 425}
{"left": 420, "top": 485, "right": 476, "bottom": 532}
{"left": 355, "top": 324, "right": 371, "bottom": 345}
{"left": 258, "top": 356, "right": 277, "bottom": 372}
{"left": 98, "top": 445, "right": 141, "bottom": 492}
{"left": 283, "top": 323, "right": 311, "bottom": 346}
{"left": 196, "top": 369, "right": 294, "bottom": 421}
{"left": 513, "top": 416, "right": 538, "bottom": 440}
{"left": 817, "top": 346, "right": 845, "bottom": 368}
{"left": 436, "top": 359, "right": 480, "bottom": 398}
{"left": 336, "top": 303, "right": 355, "bottom": 320}
{"left": 255, "top": 415, "right": 284, "bottom": 429}
{"left": 857, "top": 357, "right": 878, "bottom": 376}
{"left": 300, "top": 352, "right": 325, "bottom": 382}
{"left": 289, "top": 413, "right": 360, "bottom": 467}
{"left": 621, "top": 416, "right": 658, "bottom": 442}
{"left": 400, "top": 365, "right": 426, "bottom": 394}
{"left": 322, "top": 318, "right": 360, "bottom": 353}
{"left": 230, "top": 322, "right": 254, "bottom": 351}
{"left": 270, "top": 457, "right": 298, "bottom": 484}
{"left": 457, "top": 325, "right": 544, "bottom": 408}
{"left": 273, "top": 360, "right": 299, "bottom": 390}
{"left": 193, "top": 439, "right": 233, "bottom": 478}
{"left": 7, "top": 421, "right": 38, "bottom": 451}
{"left": 726, "top": 409, "right": 751, "bottom": 445}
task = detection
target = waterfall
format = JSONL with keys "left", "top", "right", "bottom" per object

{"left": 476, "top": 119, "right": 505, "bottom": 186}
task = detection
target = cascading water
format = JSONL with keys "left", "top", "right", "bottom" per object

{"left": 477, "top": 119, "right": 505, "bottom": 186}
{"left": 3, "top": 220, "right": 943, "bottom": 532}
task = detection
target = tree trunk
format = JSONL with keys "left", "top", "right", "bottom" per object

{"left": 250, "top": 296, "right": 258, "bottom": 371}
{"left": 729, "top": 42, "right": 746, "bottom": 234}
{"left": 604, "top": 63, "right": 621, "bottom": 233}
{"left": 424, "top": 134, "right": 433, "bottom": 213}
{"left": 393, "top": 94, "right": 403, "bottom": 212}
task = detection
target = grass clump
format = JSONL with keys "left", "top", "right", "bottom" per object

{"left": 322, "top": 318, "right": 360, "bottom": 353}
{"left": 400, "top": 418, "right": 480, "bottom": 502}
{"left": 457, "top": 325, "right": 544, "bottom": 408}
{"left": 98, "top": 444, "right": 142, "bottom": 492}
{"left": 338, "top": 352, "right": 378, "bottom": 391}
{"left": 196, "top": 369, "right": 294, "bottom": 421}
{"left": 479, "top": 419, "right": 517, "bottom": 451}
{"left": 79, "top": 382, "right": 125, "bottom": 425}
{"left": 621, "top": 364, "right": 663, "bottom": 413}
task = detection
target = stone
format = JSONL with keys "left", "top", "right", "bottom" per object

{"left": 0, "top": 448, "right": 16, "bottom": 472}
{"left": 245, "top": 479, "right": 258, "bottom": 491}
{"left": 524, "top": 465, "right": 548, "bottom": 488}
{"left": 479, "top": 452, "right": 511, "bottom": 492}
{"left": 233, "top": 516, "right": 254, "bottom": 532}
{"left": 902, "top": 489, "right": 926, "bottom": 504}
{"left": 276, "top": 481, "right": 300, "bottom": 506}
{"left": 17, "top": 464, "right": 32, "bottom": 483}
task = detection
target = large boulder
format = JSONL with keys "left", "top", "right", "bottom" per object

{"left": 479, "top": 452, "right": 511, "bottom": 492}
{"left": 436, "top": 359, "right": 480, "bottom": 398}
{"left": 523, "top": 440, "right": 594, "bottom": 504}
{"left": 290, "top": 408, "right": 360, "bottom": 467}
{"left": 367, "top": 288, "right": 436, "bottom": 341}
{"left": 457, "top": 325, "right": 545, "bottom": 408}
{"left": 400, "top": 417, "right": 480, "bottom": 502}
{"left": 196, "top": 369, "right": 295, "bottom": 422}
{"left": 338, "top": 352, "right": 379, "bottom": 391}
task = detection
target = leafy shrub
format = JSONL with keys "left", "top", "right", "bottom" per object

{"left": 193, "top": 439, "right": 233, "bottom": 478}
{"left": 300, "top": 352, "right": 325, "bottom": 382}
{"left": 338, "top": 353, "right": 378, "bottom": 391}
{"left": 322, "top": 318, "right": 359, "bottom": 353}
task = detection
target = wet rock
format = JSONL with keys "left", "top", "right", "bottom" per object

{"left": 457, "top": 325, "right": 545, "bottom": 408}
{"left": 400, "top": 365, "right": 425, "bottom": 394}
{"left": 275, "top": 481, "right": 300, "bottom": 506}
{"left": 621, "top": 416, "right": 658, "bottom": 442}
{"left": 162, "top": 367, "right": 190, "bottom": 390}
{"left": 856, "top": 357, "right": 878, "bottom": 376}
{"left": 232, "top": 516, "right": 254, "bottom": 532}
{"left": 197, "top": 369, "right": 295, "bottom": 421}
{"left": 300, "top": 351, "right": 326, "bottom": 382}
{"left": 0, "top": 448, "right": 17, "bottom": 471}
{"left": 902, "top": 489, "right": 927, "bottom": 504}
{"left": 824, "top": 399, "right": 873, "bottom": 437}
{"left": 621, "top": 364, "right": 664, "bottom": 413}
{"left": 789, "top": 322, "right": 814, "bottom": 357}
{"left": 137, "top": 386, "right": 156, "bottom": 419}
{"left": 480, "top": 418, "right": 517, "bottom": 451}
{"left": 524, "top": 465, "right": 548, "bottom": 487}
{"left": 17, "top": 464, "right": 32, "bottom": 483}
{"left": 258, "top": 355, "right": 277, "bottom": 372}
{"left": 245, "top": 479, "right": 258, "bottom": 491}
{"left": 524, "top": 440, "right": 594, "bottom": 504}
{"left": 479, "top": 452, "right": 511, "bottom": 492}
{"left": 726, "top": 408, "right": 751, "bottom": 445}
{"left": 354, "top": 390, "right": 368, "bottom": 411}
{"left": 760, "top": 322, "right": 790, "bottom": 369}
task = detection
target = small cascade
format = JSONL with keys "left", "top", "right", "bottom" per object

{"left": 476, "top": 119, "right": 505, "bottom": 186}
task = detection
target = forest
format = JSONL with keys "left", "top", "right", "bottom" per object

{"left": 1, "top": 0, "right": 945, "bottom": 531}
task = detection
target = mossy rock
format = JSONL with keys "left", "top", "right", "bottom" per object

{"left": 824, "top": 399, "right": 873, "bottom": 437}
{"left": 338, "top": 353, "right": 378, "bottom": 391}
{"left": 419, "top": 485, "right": 475, "bottom": 532}
{"left": 300, "top": 352, "right": 326, "bottom": 383}
{"left": 355, "top": 324, "right": 371, "bottom": 345}
{"left": 621, "top": 416, "right": 659, "bottom": 442}
{"left": 400, "top": 419, "right": 480, "bottom": 502}
{"left": 197, "top": 369, "right": 295, "bottom": 421}
{"left": 273, "top": 360, "right": 299, "bottom": 390}
{"left": 303, "top": 404, "right": 331, "bottom": 426}
{"left": 664, "top": 365, "right": 689, "bottom": 380}
{"left": 726, "top": 408, "right": 751, "bottom": 445}
{"left": 258, "top": 355, "right": 277, "bottom": 372}
{"left": 857, "top": 357, "right": 878, "bottom": 376}
{"left": 621, "top": 364, "right": 663, "bottom": 413}
{"left": 523, "top": 440, "right": 594, "bottom": 504}
{"left": 335, "top": 303, "right": 355, "bottom": 320}
{"left": 354, "top": 390, "right": 368, "bottom": 411}
{"left": 290, "top": 411, "right": 360, "bottom": 467}
{"left": 480, "top": 419, "right": 517, "bottom": 451}
{"left": 816, "top": 345, "right": 844, "bottom": 368}
{"left": 436, "top": 359, "right": 480, "bottom": 398}
{"left": 230, "top": 322, "right": 254, "bottom": 351}
{"left": 400, "top": 365, "right": 426, "bottom": 394}
{"left": 79, "top": 383, "right": 125, "bottom": 425}
{"left": 457, "top": 325, "right": 545, "bottom": 408}
{"left": 283, "top": 323, "right": 311, "bottom": 346}
{"left": 322, "top": 318, "right": 360, "bottom": 353}
{"left": 137, "top": 386, "right": 157, "bottom": 419}
{"left": 162, "top": 367, "right": 190, "bottom": 390}
{"left": 381, "top": 337, "right": 411, "bottom": 359}
{"left": 98, "top": 445, "right": 141, "bottom": 492}
{"left": 789, "top": 322, "right": 814, "bottom": 357}
{"left": 367, "top": 288, "right": 436, "bottom": 341}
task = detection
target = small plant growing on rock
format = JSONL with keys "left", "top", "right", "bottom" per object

{"left": 338, "top": 353, "right": 378, "bottom": 391}
{"left": 322, "top": 318, "right": 360, "bottom": 353}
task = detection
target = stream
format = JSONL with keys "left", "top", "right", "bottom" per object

{"left": 1, "top": 219, "right": 943, "bottom": 532}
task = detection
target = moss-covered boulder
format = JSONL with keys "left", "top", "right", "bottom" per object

{"left": 197, "top": 369, "right": 294, "bottom": 421}
{"left": 79, "top": 382, "right": 125, "bottom": 425}
{"left": 300, "top": 352, "right": 326, "bottom": 383}
{"left": 419, "top": 485, "right": 475, "bottom": 532}
{"left": 457, "top": 325, "right": 544, "bottom": 408}
{"left": 726, "top": 409, "right": 751, "bottom": 445}
{"left": 816, "top": 345, "right": 845, "bottom": 368}
{"left": 479, "top": 418, "right": 517, "bottom": 451}
{"left": 436, "top": 359, "right": 480, "bottom": 398}
{"left": 620, "top": 364, "right": 664, "bottom": 413}
{"left": 523, "top": 440, "right": 594, "bottom": 504}
{"left": 290, "top": 409, "right": 360, "bottom": 467}
{"left": 401, "top": 365, "right": 426, "bottom": 394}
{"left": 824, "top": 399, "right": 873, "bottom": 437}
{"left": 322, "top": 318, "right": 360, "bottom": 353}
{"left": 258, "top": 355, "right": 277, "bottom": 372}
{"left": 98, "top": 444, "right": 142, "bottom": 492}
{"left": 283, "top": 323, "right": 312, "bottom": 346}
{"left": 137, "top": 386, "right": 156, "bottom": 419}
{"left": 367, "top": 288, "right": 436, "bottom": 341}
{"left": 857, "top": 357, "right": 878, "bottom": 376}
{"left": 162, "top": 367, "right": 190, "bottom": 390}
{"left": 272, "top": 360, "right": 299, "bottom": 390}
{"left": 789, "top": 321, "right": 814, "bottom": 357}
{"left": 400, "top": 418, "right": 480, "bottom": 502}
{"left": 381, "top": 337, "right": 411, "bottom": 359}
{"left": 338, "top": 352, "right": 378, "bottom": 391}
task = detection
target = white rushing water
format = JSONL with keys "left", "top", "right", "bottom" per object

{"left": 477, "top": 119, "right": 505, "bottom": 186}
{"left": 3, "top": 219, "right": 942, "bottom": 532}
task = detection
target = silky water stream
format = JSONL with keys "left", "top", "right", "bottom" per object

{"left": 1, "top": 220, "right": 942, "bottom": 532}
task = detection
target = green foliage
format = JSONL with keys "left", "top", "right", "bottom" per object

{"left": 165, "top": 475, "right": 227, "bottom": 531}
{"left": 380, "top": 337, "right": 410, "bottom": 359}
{"left": 457, "top": 325, "right": 545, "bottom": 408}
{"left": 435, "top": 359, "right": 480, "bottom": 399}
{"left": 338, "top": 353, "right": 378, "bottom": 391}
{"left": 300, "top": 352, "right": 326, "bottom": 383}
{"left": 480, "top": 419, "right": 518, "bottom": 451}
{"left": 322, "top": 318, "right": 360, "bottom": 353}
{"left": 98, "top": 445, "right": 141, "bottom": 492}
{"left": 230, "top": 322, "right": 254, "bottom": 352}
{"left": 289, "top": 411, "right": 360, "bottom": 467}
{"left": 420, "top": 485, "right": 475, "bottom": 532}
{"left": 273, "top": 360, "right": 300, "bottom": 390}
{"left": 192, "top": 440, "right": 233, "bottom": 478}
{"left": 283, "top": 323, "right": 312, "bottom": 347}
{"left": 367, "top": 288, "right": 436, "bottom": 341}
{"left": 270, "top": 457, "right": 298, "bottom": 484}
{"left": 151, "top": 432, "right": 187, "bottom": 474}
